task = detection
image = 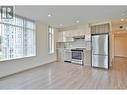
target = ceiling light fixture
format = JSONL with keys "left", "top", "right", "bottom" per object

{"left": 121, "top": 10, "right": 127, "bottom": 16}
{"left": 60, "top": 24, "right": 63, "bottom": 26}
{"left": 48, "top": 14, "right": 52, "bottom": 17}
{"left": 120, "top": 19, "right": 124, "bottom": 21}
{"left": 76, "top": 20, "right": 79, "bottom": 23}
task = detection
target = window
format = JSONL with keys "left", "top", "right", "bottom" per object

{"left": 0, "top": 15, "right": 36, "bottom": 61}
{"left": 48, "top": 26, "right": 54, "bottom": 54}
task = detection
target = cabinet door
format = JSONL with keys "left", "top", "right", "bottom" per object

{"left": 76, "top": 29, "right": 84, "bottom": 36}
{"left": 68, "top": 30, "right": 73, "bottom": 37}
{"left": 85, "top": 35, "right": 91, "bottom": 41}
{"left": 73, "top": 29, "right": 82, "bottom": 36}
{"left": 57, "top": 32, "right": 62, "bottom": 42}
{"left": 64, "top": 31, "right": 70, "bottom": 37}
{"left": 72, "top": 30, "right": 78, "bottom": 37}
{"left": 91, "top": 26, "right": 96, "bottom": 34}
{"left": 104, "top": 24, "right": 110, "bottom": 33}
{"left": 62, "top": 32, "right": 66, "bottom": 42}
{"left": 79, "top": 29, "right": 85, "bottom": 36}
{"left": 57, "top": 32, "right": 65, "bottom": 42}
{"left": 91, "top": 23, "right": 110, "bottom": 34}
{"left": 70, "top": 30, "right": 75, "bottom": 37}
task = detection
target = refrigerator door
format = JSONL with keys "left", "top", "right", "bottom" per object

{"left": 92, "top": 54, "right": 108, "bottom": 69}
{"left": 92, "top": 34, "right": 108, "bottom": 55}
{"left": 91, "top": 34, "right": 109, "bottom": 69}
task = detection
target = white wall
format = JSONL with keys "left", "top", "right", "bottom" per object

{"left": 0, "top": 21, "right": 57, "bottom": 78}
{"left": 114, "top": 34, "right": 127, "bottom": 57}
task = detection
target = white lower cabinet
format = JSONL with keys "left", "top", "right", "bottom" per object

{"left": 64, "top": 50, "right": 72, "bottom": 62}
{"left": 57, "top": 48, "right": 64, "bottom": 62}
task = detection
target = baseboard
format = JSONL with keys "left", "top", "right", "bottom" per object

{"left": 115, "top": 56, "right": 127, "bottom": 58}
{"left": 0, "top": 60, "right": 57, "bottom": 79}
{"left": 84, "top": 63, "right": 91, "bottom": 66}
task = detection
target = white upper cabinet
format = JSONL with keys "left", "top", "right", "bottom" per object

{"left": 57, "top": 32, "right": 66, "bottom": 42}
{"left": 57, "top": 31, "right": 74, "bottom": 42}
{"left": 69, "top": 29, "right": 85, "bottom": 37}
{"left": 72, "top": 30, "right": 79, "bottom": 37}
{"left": 56, "top": 25, "right": 90, "bottom": 42}
{"left": 65, "top": 30, "right": 74, "bottom": 42}
{"left": 91, "top": 23, "right": 110, "bottom": 34}
{"left": 79, "top": 29, "right": 85, "bottom": 36}
{"left": 85, "top": 35, "right": 91, "bottom": 41}
{"left": 71, "top": 29, "right": 85, "bottom": 37}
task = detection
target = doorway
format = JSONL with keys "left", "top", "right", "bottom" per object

{"left": 112, "top": 31, "right": 127, "bottom": 70}
{"left": 114, "top": 32, "right": 127, "bottom": 58}
{"left": 111, "top": 18, "right": 127, "bottom": 70}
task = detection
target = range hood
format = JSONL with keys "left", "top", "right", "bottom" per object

{"left": 73, "top": 35, "right": 85, "bottom": 39}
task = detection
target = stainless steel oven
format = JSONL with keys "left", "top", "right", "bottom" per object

{"left": 71, "top": 49, "right": 84, "bottom": 65}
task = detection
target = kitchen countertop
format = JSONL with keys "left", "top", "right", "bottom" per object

{"left": 64, "top": 47, "right": 87, "bottom": 53}
{"left": 64, "top": 47, "right": 86, "bottom": 50}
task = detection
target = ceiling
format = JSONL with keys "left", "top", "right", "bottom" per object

{"left": 112, "top": 18, "right": 127, "bottom": 25}
{"left": 15, "top": 6, "right": 127, "bottom": 28}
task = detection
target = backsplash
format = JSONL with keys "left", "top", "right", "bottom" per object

{"left": 70, "top": 39, "right": 86, "bottom": 48}
{"left": 56, "top": 39, "right": 85, "bottom": 48}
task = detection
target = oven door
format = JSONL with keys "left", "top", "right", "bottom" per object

{"left": 71, "top": 50, "right": 84, "bottom": 65}
{"left": 72, "top": 51, "right": 82, "bottom": 60}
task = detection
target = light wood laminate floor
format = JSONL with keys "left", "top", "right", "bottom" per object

{"left": 0, "top": 57, "right": 127, "bottom": 89}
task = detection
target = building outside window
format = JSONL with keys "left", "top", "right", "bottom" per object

{"left": 0, "top": 15, "right": 36, "bottom": 61}
{"left": 48, "top": 26, "right": 54, "bottom": 54}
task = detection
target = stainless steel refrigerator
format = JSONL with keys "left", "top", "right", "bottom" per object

{"left": 91, "top": 33, "right": 109, "bottom": 69}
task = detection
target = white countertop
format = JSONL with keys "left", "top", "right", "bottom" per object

{"left": 64, "top": 47, "right": 86, "bottom": 50}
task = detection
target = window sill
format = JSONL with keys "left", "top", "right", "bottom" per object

{"left": 48, "top": 52, "right": 55, "bottom": 55}
{"left": 0, "top": 55, "right": 36, "bottom": 62}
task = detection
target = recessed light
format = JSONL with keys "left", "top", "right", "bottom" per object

{"left": 121, "top": 13, "right": 126, "bottom": 16}
{"left": 120, "top": 19, "right": 124, "bottom": 21}
{"left": 48, "top": 14, "right": 52, "bottom": 17}
{"left": 122, "top": 10, "right": 127, "bottom": 16}
{"left": 60, "top": 24, "right": 63, "bottom": 26}
{"left": 76, "top": 20, "right": 79, "bottom": 23}
{"left": 116, "top": 32, "right": 120, "bottom": 34}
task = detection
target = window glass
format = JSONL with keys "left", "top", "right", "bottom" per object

{"left": 48, "top": 26, "right": 54, "bottom": 54}
{"left": 26, "top": 21, "right": 35, "bottom": 29}
{"left": 0, "top": 24, "right": 2, "bottom": 59}
{"left": 0, "top": 15, "right": 36, "bottom": 61}
{"left": 1, "top": 16, "right": 15, "bottom": 25}
{"left": 15, "top": 17, "right": 23, "bottom": 26}
{"left": 15, "top": 27, "right": 24, "bottom": 58}
{"left": 1, "top": 24, "right": 15, "bottom": 60}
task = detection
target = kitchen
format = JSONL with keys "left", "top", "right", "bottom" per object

{"left": 0, "top": 5, "right": 127, "bottom": 89}
{"left": 56, "top": 22, "right": 110, "bottom": 69}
